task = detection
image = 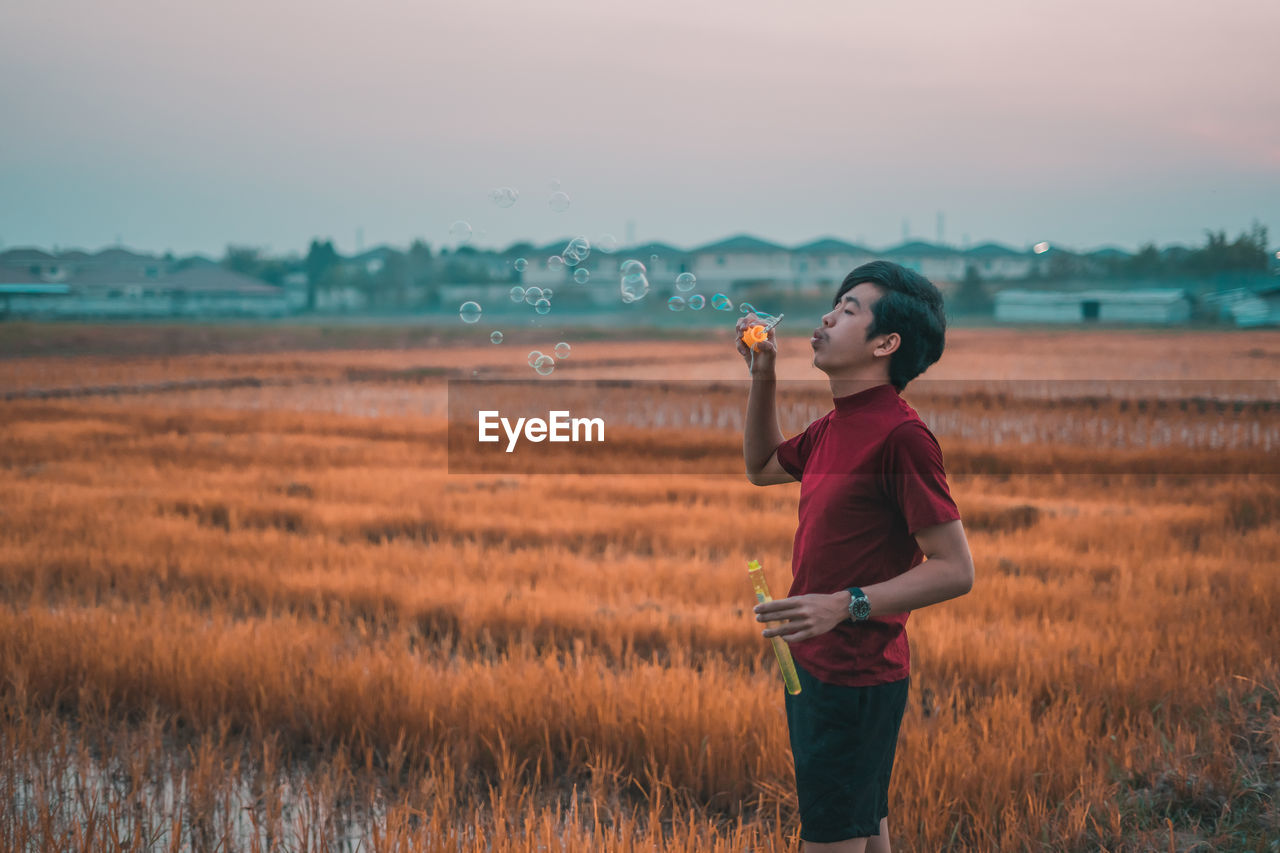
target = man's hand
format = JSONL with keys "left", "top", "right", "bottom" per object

{"left": 735, "top": 313, "right": 777, "bottom": 375}
{"left": 754, "top": 592, "right": 849, "bottom": 642}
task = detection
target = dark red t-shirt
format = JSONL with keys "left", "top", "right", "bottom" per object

{"left": 773, "top": 382, "right": 961, "bottom": 687}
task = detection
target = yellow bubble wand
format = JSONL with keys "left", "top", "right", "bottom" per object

{"left": 747, "top": 559, "right": 802, "bottom": 695}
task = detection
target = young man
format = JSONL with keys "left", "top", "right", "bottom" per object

{"left": 735, "top": 261, "right": 974, "bottom": 853}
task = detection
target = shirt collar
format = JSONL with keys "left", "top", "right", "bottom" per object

{"left": 832, "top": 382, "right": 899, "bottom": 416}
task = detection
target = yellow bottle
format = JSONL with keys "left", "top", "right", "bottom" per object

{"left": 747, "top": 559, "right": 802, "bottom": 695}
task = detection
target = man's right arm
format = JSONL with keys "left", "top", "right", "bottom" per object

{"left": 737, "top": 314, "right": 797, "bottom": 486}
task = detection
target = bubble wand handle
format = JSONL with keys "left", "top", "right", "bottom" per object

{"left": 742, "top": 314, "right": 784, "bottom": 351}
{"left": 747, "top": 560, "right": 802, "bottom": 695}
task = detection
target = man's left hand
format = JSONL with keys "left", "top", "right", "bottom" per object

{"left": 754, "top": 592, "right": 849, "bottom": 642}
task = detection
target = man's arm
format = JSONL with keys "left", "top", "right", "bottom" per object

{"left": 754, "top": 519, "right": 974, "bottom": 641}
{"left": 737, "top": 313, "right": 796, "bottom": 486}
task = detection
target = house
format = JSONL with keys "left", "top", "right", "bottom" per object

{"left": 883, "top": 241, "right": 967, "bottom": 281}
{"left": 0, "top": 247, "right": 289, "bottom": 319}
{"left": 690, "top": 235, "right": 793, "bottom": 295}
{"left": 792, "top": 238, "right": 877, "bottom": 295}
{"left": 994, "top": 288, "right": 1192, "bottom": 325}
{"left": 964, "top": 243, "right": 1035, "bottom": 280}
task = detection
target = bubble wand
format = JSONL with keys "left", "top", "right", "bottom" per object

{"left": 747, "top": 559, "right": 802, "bottom": 695}
{"left": 740, "top": 308, "right": 784, "bottom": 351}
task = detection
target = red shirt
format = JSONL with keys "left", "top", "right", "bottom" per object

{"left": 773, "top": 382, "right": 961, "bottom": 687}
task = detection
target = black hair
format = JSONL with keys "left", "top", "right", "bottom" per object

{"left": 834, "top": 260, "right": 947, "bottom": 391}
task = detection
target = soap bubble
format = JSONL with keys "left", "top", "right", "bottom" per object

{"left": 667, "top": 296, "right": 686, "bottom": 312}
{"left": 554, "top": 342, "right": 571, "bottom": 359}
{"left": 573, "top": 268, "right": 590, "bottom": 284}
{"left": 533, "top": 354, "right": 556, "bottom": 375}
{"left": 547, "top": 255, "right": 566, "bottom": 273}
{"left": 596, "top": 234, "right": 619, "bottom": 253}
{"left": 509, "top": 286, "right": 526, "bottom": 303}
{"left": 562, "top": 236, "right": 590, "bottom": 265}
{"left": 739, "top": 302, "right": 757, "bottom": 315}
{"left": 620, "top": 259, "right": 646, "bottom": 277}
{"left": 543, "top": 288, "right": 553, "bottom": 299}
{"left": 514, "top": 258, "right": 528, "bottom": 272}
{"left": 534, "top": 298, "right": 552, "bottom": 315}
{"left": 712, "top": 293, "right": 733, "bottom": 311}
{"left": 524, "top": 286, "right": 544, "bottom": 305}
{"left": 490, "top": 331, "right": 504, "bottom": 344}
{"left": 649, "top": 254, "right": 660, "bottom": 265}
{"left": 620, "top": 272, "right": 649, "bottom": 303}
{"left": 527, "top": 350, "right": 543, "bottom": 367}
{"left": 458, "top": 301, "right": 482, "bottom": 323}
{"left": 489, "top": 187, "right": 519, "bottom": 208}
{"left": 449, "top": 221, "right": 473, "bottom": 243}
{"left": 688, "top": 294, "right": 706, "bottom": 310}
{"left": 548, "top": 191, "right": 571, "bottom": 213}
{"left": 675, "top": 272, "right": 697, "bottom": 292}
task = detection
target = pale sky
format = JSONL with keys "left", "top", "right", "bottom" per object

{"left": 2, "top": 0, "right": 1278, "bottom": 257}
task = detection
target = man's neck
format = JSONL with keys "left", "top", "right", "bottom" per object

{"left": 826, "top": 373, "right": 891, "bottom": 400}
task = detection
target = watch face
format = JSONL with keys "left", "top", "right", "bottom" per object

{"left": 851, "top": 596, "right": 871, "bottom": 621}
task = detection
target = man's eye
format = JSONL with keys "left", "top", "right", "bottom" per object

{"left": 844, "top": 310, "right": 854, "bottom": 315}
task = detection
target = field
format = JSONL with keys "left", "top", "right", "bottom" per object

{"left": 1, "top": 324, "right": 1278, "bottom": 851}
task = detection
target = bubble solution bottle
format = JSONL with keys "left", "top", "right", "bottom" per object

{"left": 747, "top": 559, "right": 802, "bottom": 695}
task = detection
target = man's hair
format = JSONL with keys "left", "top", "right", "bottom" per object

{"left": 835, "top": 260, "right": 947, "bottom": 391}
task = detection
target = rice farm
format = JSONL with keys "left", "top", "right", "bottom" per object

{"left": 1, "top": 325, "right": 1277, "bottom": 851}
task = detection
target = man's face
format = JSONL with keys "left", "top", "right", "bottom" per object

{"left": 809, "top": 281, "right": 891, "bottom": 375}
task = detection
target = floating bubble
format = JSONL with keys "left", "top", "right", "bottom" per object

{"left": 1033, "top": 241, "right": 1050, "bottom": 254}
{"left": 596, "top": 234, "right": 619, "bottom": 253}
{"left": 489, "top": 187, "right": 519, "bottom": 208}
{"left": 573, "top": 268, "right": 590, "bottom": 284}
{"left": 554, "top": 342, "right": 571, "bottom": 359}
{"left": 524, "top": 286, "right": 544, "bottom": 305}
{"left": 548, "top": 191, "right": 571, "bottom": 213}
{"left": 514, "top": 257, "right": 528, "bottom": 272}
{"left": 620, "top": 259, "right": 647, "bottom": 277}
{"left": 562, "top": 236, "right": 590, "bottom": 265}
{"left": 509, "top": 285, "right": 526, "bottom": 303}
{"left": 449, "top": 221, "right": 473, "bottom": 243}
{"left": 458, "top": 301, "right": 482, "bottom": 323}
{"left": 533, "top": 354, "right": 556, "bottom": 375}
{"left": 712, "top": 292, "right": 733, "bottom": 311}
{"left": 534, "top": 298, "right": 552, "bottom": 315}
{"left": 547, "top": 255, "right": 566, "bottom": 273}
{"left": 649, "top": 254, "right": 660, "bottom": 266}
{"left": 675, "top": 272, "right": 697, "bottom": 292}
{"left": 490, "top": 330, "right": 504, "bottom": 344}
{"left": 527, "top": 350, "right": 543, "bottom": 367}
{"left": 667, "top": 296, "right": 686, "bottom": 312}
{"left": 688, "top": 294, "right": 706, "bottom": 310}
{"left": 739, "top": 301, "right": 757, "bottom": 315}
{"left": 620, "top": 272, "right": 649, "bottom": 303}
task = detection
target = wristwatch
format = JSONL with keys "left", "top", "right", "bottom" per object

{"left": 846, "top": 587, "right": 871, "bottom": 622}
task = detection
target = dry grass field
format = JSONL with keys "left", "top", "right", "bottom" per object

{"left": 1, "top": 325, "right": 1278, "bottom": 851}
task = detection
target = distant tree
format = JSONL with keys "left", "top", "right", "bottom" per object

{"left": 952, "top": 264, "right": 990, "bottom": 313}
{"left": 222, "top": 245, "right": 265, "bottom": 278}
{"left": 305, "top": 239, "right": 340, "bottom": 311}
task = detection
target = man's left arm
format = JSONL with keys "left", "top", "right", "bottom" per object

{"left": 755, "top": 519, "right": 974, "bottom": 642}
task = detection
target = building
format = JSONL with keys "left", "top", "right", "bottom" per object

{"left": 0, "top": 247, "right": 290, "bottom": 319}
{"left": 994, "top": 288, "right": 1192, "bottom": 325}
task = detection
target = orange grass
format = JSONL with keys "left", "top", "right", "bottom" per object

{"left": 1, "top": 331, "right": 1278, "bottom": 851}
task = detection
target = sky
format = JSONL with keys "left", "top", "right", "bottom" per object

{"left": 2, "top": 0, "right": 1278, "bottom": 258}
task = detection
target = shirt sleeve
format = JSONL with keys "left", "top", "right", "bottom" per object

{"left": 772, "top": 414, "right": 828, "bottom": 480}
{"left": 881, "top": 420, "right": 962, "bottom": 535}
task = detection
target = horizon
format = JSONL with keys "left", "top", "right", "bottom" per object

{"left": 2, "top": 1, "right": 1277, "bottom": 257}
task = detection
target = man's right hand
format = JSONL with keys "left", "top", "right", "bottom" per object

{"left": 735, "top": 313, "right": 777, "bottom": 375}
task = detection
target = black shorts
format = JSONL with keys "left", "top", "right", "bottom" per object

{"left": 784, "top": 661, "right": 910, "bottom": 843}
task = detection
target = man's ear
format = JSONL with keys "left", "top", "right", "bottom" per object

{"left": 876, "top": 332, "right": 901, "bottom": 357}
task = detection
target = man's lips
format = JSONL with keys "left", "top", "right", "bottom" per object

{"left": 810, "top": 330, "right": 825, "bottom": 346}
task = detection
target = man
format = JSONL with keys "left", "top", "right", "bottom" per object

{"left": 736, "top": 260, "right": 975, "bottom": 853}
